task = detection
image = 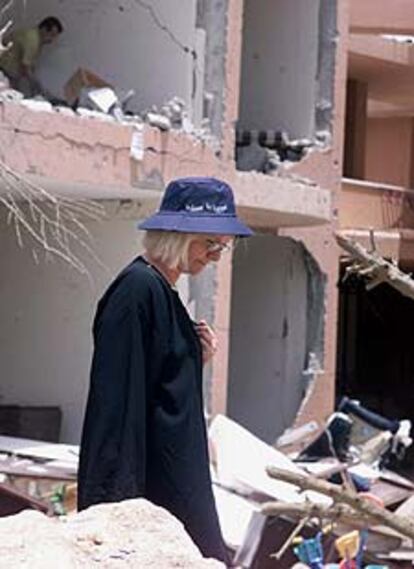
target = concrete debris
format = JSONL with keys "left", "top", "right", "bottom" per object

{"left": 0, "top": 499, "right": 225, "bottom": 568}
{"left": 0, "top": 89, "right": 24, "bottom": 103}
{"left": 146, "top": 111, "right": 172, "bottom": 131}
{"left": 211, "top": 406, "right": 414, "bottom": 567}
{"left": 315, "top": 129, "right": 332, "bottom": 146}
{"left": 160, "top": 96, "right": 187, "bottom": 128}
{"left": 236, "top": 142, "right": 281, "bottom": 173}
{"left": 76, "top": 107, "right": 116, "bottom": 122}
{"left": 236, "top": 128, "right": 316, "bottom": 173}
{"left": 86, "top": 87, "right": 119, "bottom": 114}
{"left": 54, "top": 105, "right": 76, "bottom": 117}
{"left": 0, "top": 64, "right": 200, "bottom": 139}
{"left": 144, "top": 97, "right": 198, "bottom": 135}
{"left": 20, "top": 99, "right": 53, "bottom": 113}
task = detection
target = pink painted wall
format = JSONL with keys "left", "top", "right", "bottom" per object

{"left": 365, "top": 118, "right": 412, "bottom": 188}
{"left": 351, "top": 0, "right": 414, "bottom": 34}
{"left": 278, "top": 0, "right": 350, "bottom": 427}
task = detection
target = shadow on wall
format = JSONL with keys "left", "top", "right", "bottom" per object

{"left": 227, "top": 234, "right": 325, "bottom": 444}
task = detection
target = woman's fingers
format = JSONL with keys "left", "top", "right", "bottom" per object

{"left": 195, "top": 320, "right": 218, "bottom": 363}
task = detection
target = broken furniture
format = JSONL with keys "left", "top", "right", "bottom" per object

{"left": 210, "top": 409, "right": 414, "bottom": 568}
{"left": 64, "top": 67, "right": 113, "bottom": 107}
{"left": 0, "top": 434, "right": 78, "bottom": 517}
{"left": 0, "top": 481, "right": 49, "bottom": 517}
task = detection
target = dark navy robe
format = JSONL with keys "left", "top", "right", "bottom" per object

{"left": 77, "top": 257, "right": 228, "bottom": 563}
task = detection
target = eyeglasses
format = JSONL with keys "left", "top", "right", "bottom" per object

{"left": 205, "top": 238, "right": 237, "bottom": 254}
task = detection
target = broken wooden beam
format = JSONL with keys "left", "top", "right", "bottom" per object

{"left": 261, "top": 500, "right": 377, "bottom": 528}
{"left": 266, "top": 466, "right": 414, "bottom": 541}
{"left": 335, "top": 232, "right": 414, "bottom": 300}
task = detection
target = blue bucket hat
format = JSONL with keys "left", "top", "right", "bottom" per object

{"left": 138, "top": 177, "right": 253, "bottom": 236}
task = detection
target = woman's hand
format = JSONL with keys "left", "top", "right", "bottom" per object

{"left": 194, "top": 320, "right": 217, "bottom": 364}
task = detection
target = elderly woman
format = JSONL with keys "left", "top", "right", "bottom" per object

{"left": 78, "top": 177, "right": 252, "bottom": 564}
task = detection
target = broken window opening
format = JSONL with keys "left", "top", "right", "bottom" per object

{"left": 0, "top": 0, "right": 220, "bottom": 137}
{"left": 236, "top": 0, "right": 336, "bottom": 174}
{"left": 336, "top": 263, "right": 414, "bottom": 477}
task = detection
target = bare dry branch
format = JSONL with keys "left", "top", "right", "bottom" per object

{"left": 0, "top": 161, "right": 107, "bottom": 278}
{"left": 266, "top": 466, "right": 414, "bottom": 541}
{"left": 262, "top": 500, "right": 378, "bottom": 529}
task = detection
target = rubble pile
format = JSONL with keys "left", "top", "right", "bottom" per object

{"left": 0, "top": 498, "right": 224, "bottom": 568}
{"left": 0, "top": 65, "right": 206, "bottom": 140}
{"left": 209, "top": 399, "right": 414, "bottom": 567}
{"left": 235, "top": 127, "right": 330, "bottom": 173}
{"left": 0, "top": 400, "right": 413, "bottom": 567}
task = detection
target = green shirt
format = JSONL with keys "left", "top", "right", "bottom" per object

{"left": 0, "top": 27, "right": 41, "bottom": 79}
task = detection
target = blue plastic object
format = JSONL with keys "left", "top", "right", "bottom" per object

{"left": 293, "top": 532, "right": 324, "bottom": 569}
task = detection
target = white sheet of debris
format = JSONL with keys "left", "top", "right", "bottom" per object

{"left": 209, "top": 414, "right": 330, "bottom": 505}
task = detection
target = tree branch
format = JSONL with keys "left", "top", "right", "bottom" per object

{"left": 266, "top": 466, "right": 414, "bottom": 541}
{"left": 336, "top": 232, "right": 414, "bottom": 300}
{"left": 0, "top": 161, "right": 106, "bottom": 278}
{"left": 262, "top": 500, "right": 378, "bottom": 528}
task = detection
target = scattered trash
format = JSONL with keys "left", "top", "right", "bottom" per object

{"left": 0, "top": 402, "right": 412, "bottom": 568}
{"left": 210, "top": 401, "right": 414, "bottom": 568}
{"left": 64, "top": 67, "right": 112, "bottom": 108}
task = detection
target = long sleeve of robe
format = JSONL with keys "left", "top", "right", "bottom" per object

{"left": 77, "top": 257, "right": 228, "bottom": 564}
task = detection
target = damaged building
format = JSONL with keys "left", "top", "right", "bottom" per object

{"left": 337, "top": 0, "right": 414, "bottom": 472}
{"left": 6, "top": 0, "right": 414, "bottom": 566}
{"left": 0, "top": 0, "right": 344, "bottom": 446}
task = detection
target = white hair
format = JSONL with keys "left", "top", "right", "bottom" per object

{"left": 142, "top": 230, "right": 197, "bottom": 270}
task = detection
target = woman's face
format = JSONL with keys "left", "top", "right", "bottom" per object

{"left": 183, "top": 235, "right": 233, "bottom": 275}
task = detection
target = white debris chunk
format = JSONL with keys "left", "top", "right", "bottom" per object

{"left": 0, "top": 89, "right": 24, "bottom": 103}
{"left": 87, "top": 87, "right": 119, "bottom": 114}
{"left": 146, "top": 111, "right": 171, "bottom": 131}
{"left": 130, "top": 125, "right": 144, "bottom": 161}
{"left": 20, "top": 99, "right": 53, "bottom": 112}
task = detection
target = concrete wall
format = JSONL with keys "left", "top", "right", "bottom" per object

{"left": 196, "top": 0, "right": 228, "bottom": 137}
{"left": 365, "top": 118, "right": 412, "bottom": 187}
{"left": 14, "top": 0, "right": 197, "bottom": 114}
{"left": 238, "top": 0, "right": 320, "bottom": 138}
{"left": 0, "top": 201, "right": 192, "bottom": 443}
{"left": 227, "top": 235, "right": 321, "bottom": 444}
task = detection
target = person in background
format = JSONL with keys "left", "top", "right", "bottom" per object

{"left": 0, "top": 16, "right": 63, "bottom": 98}
{"left": 78, "top": 177, "right": 253, "bottom": 565}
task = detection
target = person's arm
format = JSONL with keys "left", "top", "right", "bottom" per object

{"left": 77, "top": 296, "right": 150, "bottom": 510}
